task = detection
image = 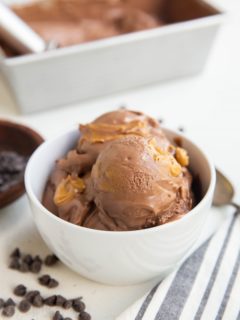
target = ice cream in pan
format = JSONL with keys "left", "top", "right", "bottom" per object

{"left": 43, "top": 110, "right": 193, "bottom": 231}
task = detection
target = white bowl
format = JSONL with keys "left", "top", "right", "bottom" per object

{"left": 25, "top": 128, "right": 215, "bottom": 285}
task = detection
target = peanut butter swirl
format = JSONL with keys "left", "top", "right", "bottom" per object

{"left": 42, "top": 109, "right": 193, "bottom": 231}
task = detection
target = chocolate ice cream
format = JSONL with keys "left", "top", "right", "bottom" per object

{"left": 0, "top": 0, "right": 165, "bottom": 56}
{"left": 42, "top": 109, "right": 194, "bottom": 231}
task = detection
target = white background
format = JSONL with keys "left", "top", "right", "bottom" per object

{"left": 0, "top": 0, "right": 240, "bottom": 319}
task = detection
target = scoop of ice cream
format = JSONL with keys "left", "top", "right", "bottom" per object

{"left": 78, "top": 109, "right": 170, "bottom": 158}
{"left": 42, "top": 109, "right": 193, "bottom": 231}
{"left": 87, "top": 135, "right": 192, "bottom": 231}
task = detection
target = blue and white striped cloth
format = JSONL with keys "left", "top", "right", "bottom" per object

{"left": 117, "top": 212, "right": 240, "bottom": 320}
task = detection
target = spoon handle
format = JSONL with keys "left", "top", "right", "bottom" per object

{"left": 231, "top": 202, "right": 240, "bottom": 212}
{"left": 0, "top": 2, "right": 46, "bottom": 54}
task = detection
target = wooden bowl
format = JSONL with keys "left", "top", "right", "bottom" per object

{"left": 0, "top": 120, "right": 44, "bottom": 209}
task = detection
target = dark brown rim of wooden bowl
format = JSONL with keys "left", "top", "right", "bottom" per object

{"left": 0, "top": 120, "right": 44, "bottom": 209}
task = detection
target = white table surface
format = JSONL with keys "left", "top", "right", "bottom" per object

{"left": 0, "top": 0, "right": 240, "bottom": 319}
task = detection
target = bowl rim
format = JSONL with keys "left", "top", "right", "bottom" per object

{"left": 0, "top": 119, "right": 44, "bottom": 209}
{"left": 25, "top": 126, "right": 216, "bottom": 236}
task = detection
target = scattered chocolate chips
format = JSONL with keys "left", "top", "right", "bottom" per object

{"left": 4, "top": 298, "right": 16, "bottom": 307}
{"left": 56, "top": 295, "right": 67, "bottom": 307}
{"left": 79, "top": 311, "right": 91, "bottom": 320}
{"left": 0, "top": 298, "right": 4, "bottom": 309}
{"left": 10, "top": 248, "right": 21, "bottom": 259}
{"left": 19, "top": 262, "right": 29, "bottom": 273}
{"left": 63, "top": 300, "right": 72, "bottom": 310}
{"left": 38, "top": 274, "right": 51, "bottom": 286}
{"left": 13, "top": 284, "right": 27, "bottom": 297}
{"left": 7, "top": 248, "right": 91, "bottom": 319}
{"left": 48, "top": 278, "right": 59, "bottom": 288}
{"left": 44, "top": 295, "right": 57, "bottom": 306}
{"left": 18, "top": 299, "right": 31, "bottom": 313}
{"left": 9, "top": 257, "right": 20, "bottom": 270}
{"left": 32, "top": 294, "right": 44, "bottom": 307}
{"left": 38, "top": 274, "right": 59, "bottom": 288}
{"left": 53, "top": 310, "right": 64, "bottom": 320}
{"left": 72, "top": 298, "right": 85, "bottom": 312}
{"left": 2, "top": 305, "right": 15, "bottom": 317}
{"left": 25, "top": 291, "right": 40, "bottom": 304}
{"left": 30, "top": 256, "right": 42, "bottom": 273}
{"left": 23, "top": 254, "right": 33, "bottom": 265}
{"left": 45, "top": 254, "right": 59, "bottom": 266}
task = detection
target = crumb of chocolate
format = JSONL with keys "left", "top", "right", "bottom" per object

{"left": 32, "top": 294, "right": 43, "bottom": 307}
{"left": 38, "top": 274, "right": 51, "bottom": 286}
{"left": 53, "top": 310, "right": 64, "bottom": 320}
{"left": 178, "top": 126, "right": 185, "bottom": 132}
{"left": 25, "top": 291, "right": 40, "bottom": 303}
{"left": 18, "top": 300, "right": 31, "bottom": 313}
{"left": 44, "top": 295, "right": 57, "bottom": 306}
{"left": 56, "top": 295, "right": 67, "bottom": 307}
{"left": 9, "top": 257, "right": 20, "bottom": 270}
{"left": 72, "top": 298, "right": 85, "bottom": 312}
{"left": 19, "top": 262, "right": 30, "bottom": 272}
{"left": 2, "top": 305, "right": 15, "bottom": 317}
{"left": 23, "top": 254, "right": 33, "bottom": 265}
{"left": 44, "top": 254, "right": 59, "bottom": 266}
{"left": 48, "top": 278, "right": 59, "bottom": 288}
{"left": 13, "top": 284, "right": 27, "bottom": 297}
{"left": 4, "top": 298, "right": 16, "bottom": 307}
{"left": 158, "top": 118, "right": 164, "bottom": 124}
{"left": 10, "top": 248, "right": 21, "bottom": 259}
{"left": 79, "top": 311, "right": 91, "bottom": 320}
{"left": 30, "top": 256, "right": 42, "bottom": 273}
{"left": 0, "top": 298, "right": 4, "bottom": 309}
{"left": 63, "top": 300, "right": 72, "bottom": 309}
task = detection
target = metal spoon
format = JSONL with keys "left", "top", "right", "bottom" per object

{"left": 213, "top": 169, "right": 240, "bottom": 212}
{"left": 0, "top": 2, "right": 57, "bottom": 55}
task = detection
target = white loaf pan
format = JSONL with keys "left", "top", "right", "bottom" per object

{"left": 0, "top": 0, "right": 224, "bottom": 113}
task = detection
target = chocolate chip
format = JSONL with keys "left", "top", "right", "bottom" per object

{"left": 32, "top": 294, "right": 43, "bottom": 307}
{"left": 23, "top": 254, "right": 33, "bottom": 265}
{"left": 38, "top": 274, "right": 51, "bottom": 286}
{"left": 63, "top": 300, "right": 72, "bottom": 309}
{"left": 79, "top": 312, "right": 91, "bottom": 320}
{"left": 48, "top": 278, "right": 59, "bottom": 288}
{"left": 18, "top": 300, "right": 31, "bottom": 313}
{"left": 0, "top": 299, "right": 4, "bottom": 309}
{"left": 158, "top": 118, "right": 164, "bottom": 124}
{"left": 64, "top": 318, "right": 72, "bottom": 320}
{"left": 10, "top": 248, "right": 21, "bottom": 259}
{"left": 53, "top": 310, "right": 64, "bottom": 320}
{"left": 30, "top": 257, "right": 42, "bottom": 273}
{"left": 56, "top": 295, "right": 66, "bottom": 307}
{"left": 45, "top": 254, "right": 59, "bottom": 266}
{"left": 72, "top": 298, "right": 85, "bottom": 312}
{"left": 19, "top": 262, "right": 29, "bottom": 272}
{"left": 9, "top": 257, "right": 20, "bottom": 270}
{"left": 44, "top": 295, "right": 56, "bottom": 306}
{"left": 13, "top": 284, "right": 27, "bottom": 297}
{"left": 178, "top": 126, "right": 185, "bottom": 132}
{"left": 4, "top": 298, "right": 16, "bottom": 307}
{"left": 25, "top": 291, "right": 40, "bottom": 303}
{"left": 2, "top": 305, "right": 15, "bottom": 317}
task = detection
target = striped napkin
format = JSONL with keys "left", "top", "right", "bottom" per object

{"left": 117, "top": 212, "right": 240, "bottom": 320}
